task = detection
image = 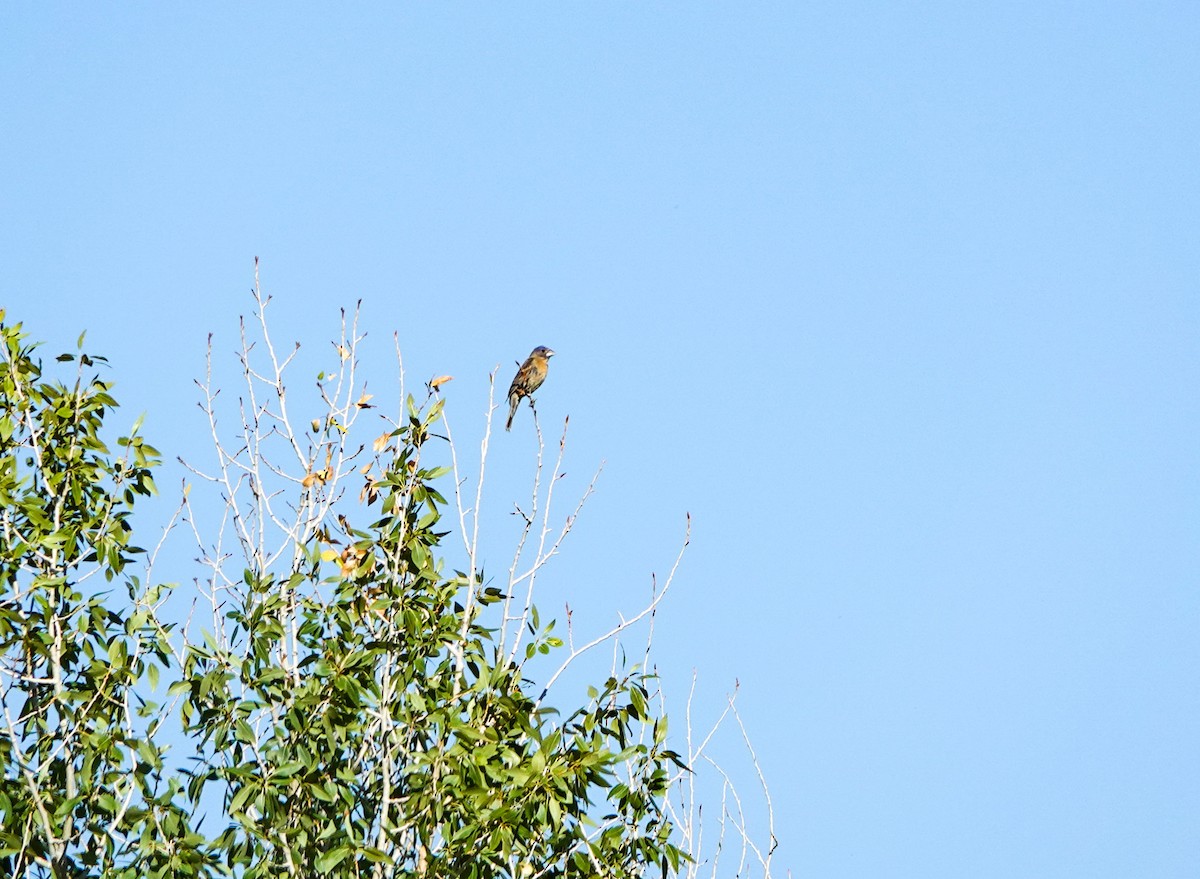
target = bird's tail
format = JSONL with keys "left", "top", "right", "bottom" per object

{"left": 505, "top": 394, "right": 518, "bottom": 431}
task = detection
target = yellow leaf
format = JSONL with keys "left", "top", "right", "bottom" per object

{"left": 337, "top": 344, "right": 350, "bottom": 361}
{"left": 320, "top": 549, "right": 339, "bottom": 562}
{"left": 430, "top": 375, "right": 453, "bottom": 389}
{"left": 373, "top": 433, "right": 390, "bottom": 453}
{"left": 355, "top": 393, "right": 374, "bottom": 409}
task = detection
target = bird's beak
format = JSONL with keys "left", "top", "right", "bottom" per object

{"left": 546, "top": 349, "right": 556, "bottom": 358}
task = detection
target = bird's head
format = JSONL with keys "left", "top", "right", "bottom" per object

{"left": 533, "top": 346, "right": 555, "bottom": 359}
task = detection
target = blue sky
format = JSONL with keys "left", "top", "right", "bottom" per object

{"left": 3, "top": 3, "right": 1198, "bottom": 876}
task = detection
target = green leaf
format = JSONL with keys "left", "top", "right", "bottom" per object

{"left": 314, "top": 845, "right": 351, "bottom": 873}
{"left": 361, "top": 846, "right": 391, "bottom": 864}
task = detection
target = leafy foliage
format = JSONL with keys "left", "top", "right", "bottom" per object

{"left": 0, "top": 313, "right": 213, "bottom": 877}
{"left": 1, "top": 307, "right": 700, "bottom": 878}
{"left": 179, "top": 387, "right": 686, "bottom": 877}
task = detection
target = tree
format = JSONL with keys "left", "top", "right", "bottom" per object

{"left": 0, "top": 313, "right": 213, "bottom": 877}
{"left": 0, "top": 276, "right": 777, "bottom": 878}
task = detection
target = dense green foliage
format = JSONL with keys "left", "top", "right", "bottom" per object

{"left": 0, "top": 312, "right": 688, "bottom": 878}
{"left": 0, "top": 315, "right": 208, "bottom": 877}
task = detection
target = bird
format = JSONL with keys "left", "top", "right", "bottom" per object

{"left": 505, "top": 346, "right": 555, "bottom": 431}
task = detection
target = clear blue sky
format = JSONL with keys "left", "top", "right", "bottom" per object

{"left": 3, "top": 4, "right": 1198, "bottom": 876}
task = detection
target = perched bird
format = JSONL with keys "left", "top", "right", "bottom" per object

{"left": 505, "top": 346, "right": 555, "bottom": 431}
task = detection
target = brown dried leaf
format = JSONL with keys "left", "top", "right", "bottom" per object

{"left": 303, "top": 468, "right": 330, "bottom": 489}
{"left": 339, "top": 546, "right": 368, "bottom": 578}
